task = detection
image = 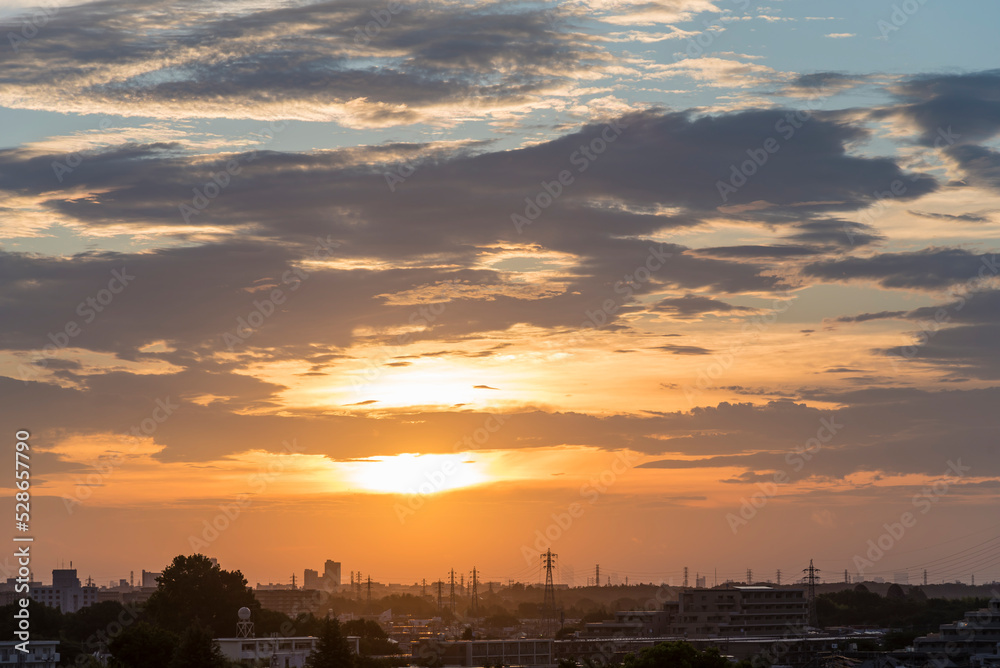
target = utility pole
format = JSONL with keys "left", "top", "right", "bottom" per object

{"left": 803, "top": 559, "right": 820, "bottom": 627}
{"left": 541, "top": 550, "right": 558, "bottom": 635}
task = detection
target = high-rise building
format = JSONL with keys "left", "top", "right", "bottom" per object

{"left": 30, "top": 569, "right": 98, "bottom": 613}
{"left": 324, "top": 560, "right": 342, "bottom": 586}
{"left": 304, "top": 568, "right": 321, "bottom": 590}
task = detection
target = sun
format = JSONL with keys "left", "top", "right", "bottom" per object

{"left": 348, "top": 453, "right": 489, "bottom": 494}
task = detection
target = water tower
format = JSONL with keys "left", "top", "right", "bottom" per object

{"left": 237, "top": 606, "right": 254, "bottom": 638}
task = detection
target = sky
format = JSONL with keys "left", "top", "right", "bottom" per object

{"left": 1, "top": 0, "right": 1000, "bottom": 590}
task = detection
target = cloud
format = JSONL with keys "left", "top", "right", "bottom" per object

{"left": 804, "top": 248, "right": 997, "bottom": 290}
{"left": 0, "top": 0, "right": 612, "bottom": 126}
{"left": 883, "top": 69, "right": 1000, "bottom": 147}
{"left": 651, "top": 294, "right": 755, "bottom": 318}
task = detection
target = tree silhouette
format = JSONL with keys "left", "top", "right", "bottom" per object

{"left": 108, "top": 621, "right": 176, "bottom": 668}
{"left": 145, "top": 554, "right": 259, "bottom": 637}
{"left": 168, "top": 623, "right": 231, "bottom": 668}
{"left": 306, "top": 617, "right": 356, "bottom": 668}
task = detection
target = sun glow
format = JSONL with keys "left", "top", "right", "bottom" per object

{"left": 348, "top": 453, "right": 489, "bottom": 494}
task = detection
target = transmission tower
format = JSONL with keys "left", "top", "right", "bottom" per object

{"left": 422, "top": 579, "right": 427, "bottom": 597}
{"left": 470, "top": 568, "right": 480, "bottom": 616}
{"left": 469, "top": 566, "right": 479, "bottom": 617}
{"left": 746, "top": 568, "right": 752, "bottom": 585}
{"left": 595, "top": 564, "right": 600, "bottom": 587}
{"left": 776, "top": 569, "right": 781, "bottom": 586}
{"left": 366, "top": 575, "right": 372, "bottom": 614}
{"left": 923, "top": 570, "right": 928, "bottom": 586}
{"left": 437, "top": 580, "right": 443, "bottom": 609}
{"left": 449, "top": 569, "right": 456, "bottom": 613}
{"left": 541, "top": 550, "right": 558, "bottom": 634}
{"left": 803, "top": 559, "right": 820, "bottom": 627}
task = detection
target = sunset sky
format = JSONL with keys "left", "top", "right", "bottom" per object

{"left": 2, "top": 0, "right": 999, "bottom": 589}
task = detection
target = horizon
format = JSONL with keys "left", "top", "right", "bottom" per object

{"left": 2, "top": 0, "right": 1000, "bottom": 593}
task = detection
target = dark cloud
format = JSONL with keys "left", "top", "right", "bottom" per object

{"left": 698, "top": 245, "right": 825, "bottom": 258}
{"left": 886, "top": 70, "right": 1000, "bottom": 147}
{"left": 804, "top": 248, "right": 997, "bottom": 290}
{"left": 651, "top": 294, "right": 755, "bottom": 318}
{"left": 0, "top": 0, "right": 609, "bottom": 125}
{"left": 654, "top": 344, "right": 712, "bottom": 355}
{"left": 908, "top": 209, "right": 994, "bottom": 223}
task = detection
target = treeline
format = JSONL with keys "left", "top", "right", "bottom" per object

{"left": 817, "top": 589, "right": 988, "bottom": 649}
{"left": 0, "top": 554, "right": 406, "bottom": 668}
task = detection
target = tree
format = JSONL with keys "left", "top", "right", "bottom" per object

{"left": 307, "top": 617, "right": 356, "bottom": 668}
{"left": 622, "top": 641, "right": 731, "bottom": 668}
{"left": 108, "top": 621, "right": 176, "bottom": 668}
{"left": 169, "top": 623, "right": 231, "bottom": 668}
{"left": 145, "top": 554, "right": 259, "bottom": 637}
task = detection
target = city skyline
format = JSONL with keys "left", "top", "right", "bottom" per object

{"left": 2, "top": 1, "right": 1000, "bottom": 588}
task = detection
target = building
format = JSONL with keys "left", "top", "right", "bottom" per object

{"left": 216, "top": 636, "right": 318, "bottom": 668}
{"left": 914, "top": 598, "right": 1000, "bottom": 664}
{"left": 324, "top": 560, "right": 342, "bottom": 586}
{"left": 584, "top": 610, "right": 672, "bottom": 637}
{"left": 141, "top": 570, "right": 161, "bottom": 588}
{"left": 255, "top": 588, "right": 323, "bottom": 616}
{"left": 663, "top": 586, "right": 809, "bottom": 637}
{"left": 304, "top": 569, "right": 321, "bottom": 590}
{"left": 415, "top": 639, "right": 552, "bottom": 667}
{"left": 0, "top": 640, "right": 60, "bottom": 667}
{"left": 29, "top": 570, "right": 98, "bottom": 613}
